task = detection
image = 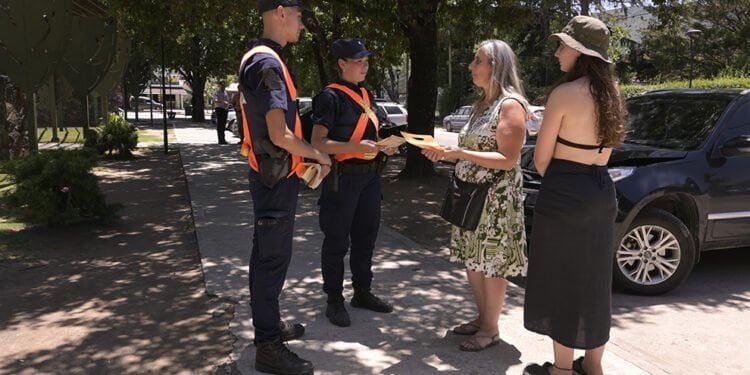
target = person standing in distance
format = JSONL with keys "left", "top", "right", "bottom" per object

{"left": 310, "top": 38, "right": 397, "bottom": 328}
{"left": 213, "top": 82, "right": 230, "bottom": 144}
{"left": 238, "top": 1, "right": 330, "bottom": 374}
{"left": 231, "top": 90, "right": 244, "bottom": 144}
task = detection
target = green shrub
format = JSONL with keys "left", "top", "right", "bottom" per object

{"left": 98, "top": 113, "right": 138, "bottom": 157}
{"left": 621, "top": 76, "right": 750, "bottom": 98}
{"left": 83, "top": 128, "right": 100, "bottom": 150}
{"left": 1, "top": 150, "right": 117, "bottom": 225}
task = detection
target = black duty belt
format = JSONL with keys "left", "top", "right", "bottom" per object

{"left": 338, "top": 160, "right": 380, "bottom": 174}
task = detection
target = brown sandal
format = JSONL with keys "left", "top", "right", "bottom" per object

{"left": 452, "top": 321, "right": 481, "bottom": 336}
{"left": 458, "top": 333, "right": 500, "bottom": 352}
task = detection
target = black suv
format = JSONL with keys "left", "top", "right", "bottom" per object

{"left": 522, "top": 89, "right": 750, "bottom": 295}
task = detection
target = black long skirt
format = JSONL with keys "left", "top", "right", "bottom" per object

{"left": 523, "top": 158, "right": 617, "bottom": 350}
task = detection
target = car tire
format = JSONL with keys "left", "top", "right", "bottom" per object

{"left": 228, "top": 119, "right": 237, "bottom": 135}
{"left": 613, "top": 208, "right": 696, "bottom": 295}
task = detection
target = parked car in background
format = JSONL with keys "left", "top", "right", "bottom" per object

{"left": 526, "top": 105, "right": 545, "bottom": 137}
{"left": 375, "top": 101, "right": 408, "bottom": 126}
{"left": 443, "top": 105, "right": 472, "bottom": 132}
{"left": 298, "top": 97, "right": 312, "bottom": 112}
{"left": 375, "top": 105, "right": 408, "bottom": 155}
{"left": 521, "top": 89, "right": 750, "bottom": 295}
{"left": 296, "top": 100, "right": 408, "bottom": 156}
{"left": 131, "top": 96, "right": 163, "bottom": 110}
{"left": 443, "top": 104, "right": 545, "bottom": 136}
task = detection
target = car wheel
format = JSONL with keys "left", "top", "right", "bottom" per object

{"left": 613, "top": 208, "right": 696, "bottom": 295}
{"left": 228, "top": 119, "right": 237, "bottom": 135}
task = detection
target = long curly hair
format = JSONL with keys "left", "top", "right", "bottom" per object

{"left": 549, "top": 55, "right": 626, "bottom": 147}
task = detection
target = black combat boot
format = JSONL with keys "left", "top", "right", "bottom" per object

{"left": 280, "top": 320, "right": 305, "bottom": 341}
{"left": 351, "top": 289, "right": 393, "bottom": 313}
{"left": 325, "top": 295, "right": 351, "bottom": 327}
{"left": 255, "top": 337, "right": 314, "bottom": 375}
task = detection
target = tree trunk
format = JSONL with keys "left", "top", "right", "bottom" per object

{"left": 0, "top": 76, "right": 9, "bottom": 161}
{"left": 51, "top": 74, "right": 60, "bottom": 142}
{"left": 190, "top": 75, "right": 206, "bottom": 122}
{"left": 81, "top": 96, "right": 89, "bottom": 134}
{"left": 312, "top": 37, "right": 329, "bottom": 87}
{"left": 25, "top": 92, "right": 37, "bottom": 153}
{"left": 386, "top": 68, "right": 399, "bottom": 103}
{"left": 305, "top": 13, "right": 332, "bottom": 87}
{"left": 580, "top": 0, "right": 590, "bottom": 16}
{"left": 397, "top": 0, "right": 441, "bottom": 179}
{"left": 123, "top": 75, "right": 128, "bottom": 120}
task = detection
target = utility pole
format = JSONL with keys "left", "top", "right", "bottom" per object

{"left": 161, "top": 34, "right": 168, "bottom": 154}
{"left": 447, "top": 29, "right": 452, "bottom": 88}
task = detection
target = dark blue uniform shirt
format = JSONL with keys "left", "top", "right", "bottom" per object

{"left": 239, "top": 38, "right": 299, "bottom": 156}
{"left": 311, "top": 80, "right": 385, "bottom": 149}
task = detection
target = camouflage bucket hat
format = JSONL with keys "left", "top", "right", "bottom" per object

{"left": 550, "top": 15, "right": 612, "bottom": 63}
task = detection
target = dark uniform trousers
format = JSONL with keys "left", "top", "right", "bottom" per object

{"left": 248, "top": 170, "right": 300, "bottom": 341}
{"left": 319, "top": 170, "right": 381, "bottom": 300}
{"left": 216, "top": 108, "right": 228, "bottom": 143}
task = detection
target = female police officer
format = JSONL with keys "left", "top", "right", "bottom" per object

{"left": 310, "top": 38, "right": 397, "bottom": 327}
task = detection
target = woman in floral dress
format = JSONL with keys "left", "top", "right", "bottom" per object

{"left": 423, "top": 39, "right": 528, "bottom": 352}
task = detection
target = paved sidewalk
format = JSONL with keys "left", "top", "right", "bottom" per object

{"left": 173, "top": 121, "right": 656, "bottom": 375}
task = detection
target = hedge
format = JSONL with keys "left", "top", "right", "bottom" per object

{"left": 621, "top": 77, "right": 750, "bottom": 98}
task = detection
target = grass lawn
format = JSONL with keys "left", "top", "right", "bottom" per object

{"left": 0, "top": 173, "right": 28, "bottom": 263}
{"left": 0, "top": 226, "right": 33, "bottom": 264}
{"left": 0, "top": 222, "right": 25, "bottom": 232}
{"left": 37, "top": 126, "right": 176, "bottom": 145}
{"left": 0, "top": 173, "right": 12, "bottom": 195}
{"left": 38, "top": 127, "right": 85, "bottom": 143}
{"left": 137, "top": 128, "right": 176, "bottom": 143}
{"left": 0, "top": 174, "right": 23, "bottom": 231}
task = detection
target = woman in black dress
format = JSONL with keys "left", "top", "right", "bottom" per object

{"left": 523, "top": 16, "right": 626, "bottom": 375}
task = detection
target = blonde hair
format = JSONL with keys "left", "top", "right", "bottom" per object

{"left": 472, "top": 40, "right": 528, "bottom": 117}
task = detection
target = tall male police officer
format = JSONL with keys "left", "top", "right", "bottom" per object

{"left": 311, "top": 39, "right": 396, "bottom": 328}
{"left": 239, "top": 1, "right": 330, "bottom": 374}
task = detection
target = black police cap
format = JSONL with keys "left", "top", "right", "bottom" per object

{"left": 332, "top": 39, "right": 374, "bottom": 60}
{"left": 258, "top": 0, "right": 310, "bottom": 13}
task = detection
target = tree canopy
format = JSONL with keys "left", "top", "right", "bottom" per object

{"left": 11, "top": 0, "right": 741, "bottom": 170}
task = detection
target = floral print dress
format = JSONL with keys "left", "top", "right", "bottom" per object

{"left": 450, "top": 96, "right": 528, "bottom": 278}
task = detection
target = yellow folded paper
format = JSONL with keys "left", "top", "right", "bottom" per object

{"left": 375, "top": 135, "right": 406, "bottom": 149}
{"left": 400, "top": 131, "right": 444, "bottom": 151}
{"left": 300, "top": 163, "right": 325, "bottom": 189}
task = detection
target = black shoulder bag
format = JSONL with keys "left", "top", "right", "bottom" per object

{"left": 439, "top": 173, "right": 490, "bottom": 231}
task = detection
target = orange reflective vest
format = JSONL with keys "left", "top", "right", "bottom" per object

{"left": 238, "top": 46, "right": 305, "bottom": 178}
{"left": 326, "top": 83, "right": 380, "bottom": 162}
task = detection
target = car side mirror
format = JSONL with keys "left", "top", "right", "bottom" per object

{"left": 720, "top": 135, "right": 750, "bottom": 157}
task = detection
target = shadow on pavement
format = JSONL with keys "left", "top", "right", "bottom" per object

{"left": 0, "top": 150, "right": 232, "bottom": 374}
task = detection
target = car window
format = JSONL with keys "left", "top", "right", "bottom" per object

{"left": 298, "top": 101, "right": 312, "bottom": 112}
{"left": 375, "top": 105, "right": 388, "bottom": 119}
{"left": 384, "top": 106, "right": 402, "bottom": 115}
{"left": 625, "top": 96, "right": 732, "bottom": 150}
